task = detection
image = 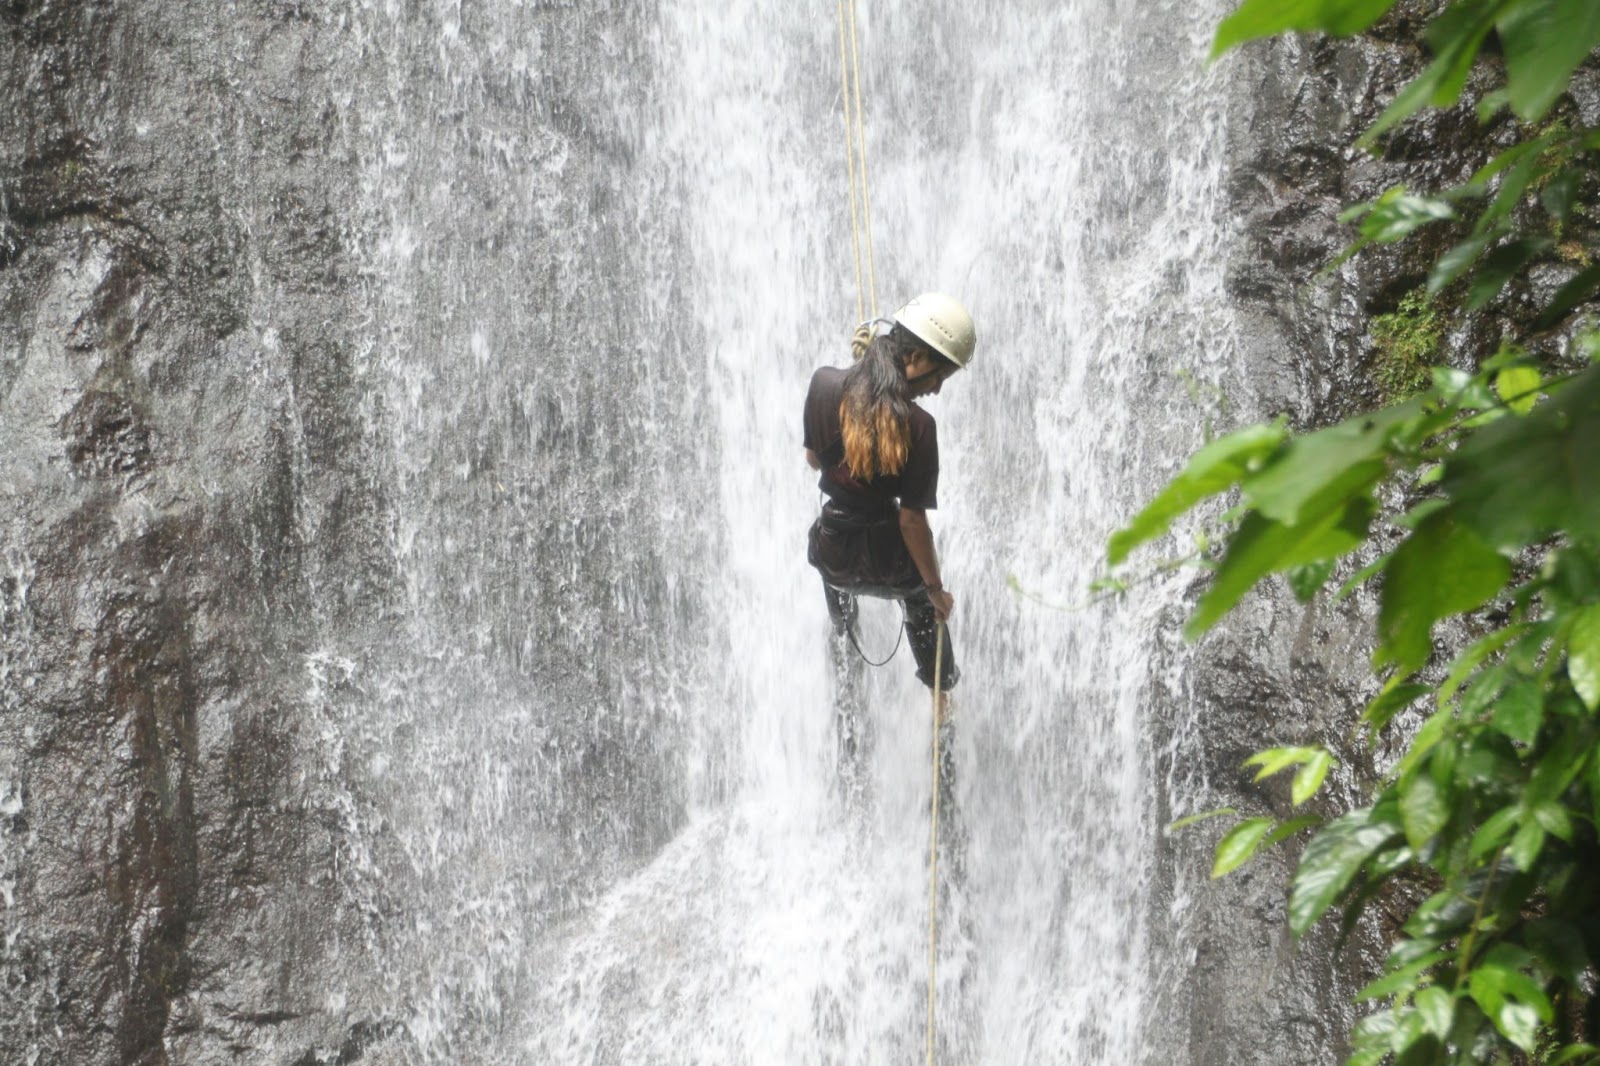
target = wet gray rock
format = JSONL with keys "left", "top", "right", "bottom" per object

{"left": 1, "top": 3, "right": 388, "bottom": 1062}
{"left": 3, "top": 0, "right": 712, "bottom": 1059}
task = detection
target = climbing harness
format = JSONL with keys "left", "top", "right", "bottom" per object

{"left": 926, "top": 623, "right": 945, "bottom": 1066}
{"left": 844, "top": 612, "right": 903, "bottom": 667}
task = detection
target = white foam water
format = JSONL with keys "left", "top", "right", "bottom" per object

{"left": 335, "top": 1, "right": 1240, "bottom": 1061}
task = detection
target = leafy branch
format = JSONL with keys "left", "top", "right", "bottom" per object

{"left": 1112, "top": 2, "right": 1600, "bottom": 1063}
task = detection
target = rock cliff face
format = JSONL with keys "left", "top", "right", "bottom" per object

{"left": 2, "top": 2, "right": 705, "bottom": 1063}
{"left": 3, "top": 4, "right": 382, "bottom": 1062}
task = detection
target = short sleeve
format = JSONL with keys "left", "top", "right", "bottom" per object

{"left": 802, "top": 369, "right": 823, "bottom": 451}
{"left": 897, "top": 413, "right": 939, "bottom": 511}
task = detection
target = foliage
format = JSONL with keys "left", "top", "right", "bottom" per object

{"left": 1372, "top": 291, "right": 1446, "bottom": 401}
{"left": 1113, "top": 2, "right": 1600, "bottom": 1064}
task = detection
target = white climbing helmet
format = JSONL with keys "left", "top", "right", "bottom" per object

{"left": 893, "top": 292, "right": 976, "bottom": 369}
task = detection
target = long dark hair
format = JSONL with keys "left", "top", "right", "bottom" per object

{"left": 838, "top": 323, "right": 924, "bottom": 480}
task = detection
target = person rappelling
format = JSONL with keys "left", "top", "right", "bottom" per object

{"left": 802, "top": 292, "right": 975, "bottom": 698}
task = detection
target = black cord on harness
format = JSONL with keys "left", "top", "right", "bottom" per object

{"left": 846, "top": 616, "right": 903, "bottom": 667}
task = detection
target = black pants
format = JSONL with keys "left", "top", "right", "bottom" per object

{"left": 809, "top": 502, "right": 960, "bottom": 692}
{"left": 822, "top": 580, "right": 959, "bottom": 691}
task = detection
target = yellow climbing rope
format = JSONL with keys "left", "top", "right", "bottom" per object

{"left": 927, "top": 624, "right": 945, "bottom": 1066}
{"left": 835, "top": 8, "right": 944, "bottom": 1060}
{"left": 837, "top": 0, "right": 879, "bottom": 321}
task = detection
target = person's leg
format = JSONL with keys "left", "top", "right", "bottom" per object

{"left": 822, "top": 579, "right": 872, "bottom": 815}
{"left": 822, "top": 579, "right": 858, "bottom": 637}
{"left": 902, "top": 589, "right": 958, "bottom": 691}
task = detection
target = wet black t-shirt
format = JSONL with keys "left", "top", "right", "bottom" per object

{"left": 802, "top": 365, "right": 939, "bottom": 512}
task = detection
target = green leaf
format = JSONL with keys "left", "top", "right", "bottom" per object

{"left": 1293, "top": 750, "right": 1336, "bottom": 804}
{"left": 1396, "top": 706, "right": 1455, "bottom": 780}
{"left": 1482, "top": 343, "right": 1529, "bottom": 372}
{"left": 1528, "top": 723, "right": 1590, "bottom": 802}
{"left": 1213, "top": 816, "right": 1277, "bottom": 877}
{"left": 1387, "top": 1014, "right": 1432, "bottom": 1060}
{"left": 1264, "top": 814, "right": 1323, "bottom": 847}
{"left": 1494, "top": 365, "right": 1542, "bottom": 414}
{"left": 1365, "top": 681, "right": 1433, "bottom": 732}
{"left": 1531, "top": 801, "right": 1573, "bottom": 841}
{"left": 1396, "top": 498, "right": 1450, "bottom": 531}
{"left": 1400, "top": 772, "right": 1451, "bottom": 850}
{"left": 1547, "top": 1045, "right": 1600, "bottom": 1066}
{"left": 1442, "top": 363, "right": 1600, "bottom": 550}
{"left": 1439, "top": 623, "right": 1531, "bottom": 707}
{"left": 1469, "top": 949, "right": 1555, "bottom": 1051}
{"left": 1494, "top": 1002, "right": 1541, "bottom": 1053}
{"left": 1476, "top": 87, "right": 1512, "bottom": 122}
{"left": 1525, "top": 919, "right": 1593, "bottom": 986}
{"left": 1569, "top": 605, "right": 1600, "bottom": 710}
{"left": 1469, "top": 806, "right": 1521, "bottom": 858}
{"left": 1211, "top": 0, "right": 1402, "bottom": 58}
{"left": 1592, "top": 752, "right": 1600, "bottom": 832}
{"left": 1497, "top": 0, "right": 1600, "bottom": 122}
{"left": 1465, "top": 133, "right": 1556, "bottom": 193}
{"left": 1533, "top": 263, "right": 1600, "bottom": 331}
{"left": 1359, "top": 0, "right": 1505, "bottom": 147}
{"left": 1187, "top": 495, "right": 1377, "bottom": 639}
{"left": 1403, "top": 885, "right": 1477, "bottom": 939}
{"left": 1428, "top": 233, "right": 1495, "bottom": 295}
{"left": 1389, "top": 936, "right": 1447, "bottom": 969}
{"left": 1542, "top": 169, "right": 1582, "bottom": 221}
{"left": 1353, "top": 1007, "right": 1401, "bottom": 1053}
{"left": 1375, "top": 512, "right": 1511, "bottom": 677}
{"left": 1109, "top": 422, "right": 1288, "bottom": 564}
{"left": 1549, "top": 547, "right": 1600, "bottom": 607}
{"left": 1510, "top": 819, "right": 1546, "bottom": 870}
{"left": 1359, "top": 190, "right": 1458, "bottom": 243}
{"left": 1490, "top": 681, "right": 1544, "bottom": 744}
{"left": 1460, "top": 664, "right": 1512, "bottom": 721}
{"left": 1395, "top": 1034, "right": 1444, "bottom": 1066}
{"left": 1455, "top": 737, "right": 1519, "bottom": 788}
{"left": 1334, "top": 550, "right": 1392, "bottom": 602}
{"left": 1290, "top": 810, "right": 1402, "bottom": 935}
{"left": 1244, "top": 399, "right": 1430, "bottom": 525}
{"left": 1169, "top": 806, "right": 1240, "bottom": 832}
{"left": 1247, "top": 746, "right": 1323, "bottom": 781}
{"left": 1467, "top": 238, "right": 1554, "bottom": 310}
{"left": 1473, "top": 147, "right": 1549, "bottom": 238}
{"left": 1357, "top": 950, "right": 1453, "bottom": 1000}
{"left": 1289, "top": 559, "right": 1337, "bottom": 602}
{"left": 1414, "top": 987, "right": 1455, "bottom": 1039}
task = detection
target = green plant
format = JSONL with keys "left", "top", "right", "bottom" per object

{"left": 1372, "top": 291, "right": 1446, "bottom": 401}
{"left": 1110, "top": 2, "right": 1600, "bottom": 1064}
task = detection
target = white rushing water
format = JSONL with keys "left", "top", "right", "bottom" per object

{"left": 332, "top": 1, "right": 1240, "bottom": 1061}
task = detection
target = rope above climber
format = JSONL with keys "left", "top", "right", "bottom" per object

{"left": 802, "top": 292, "right": 976, "bottom": 693}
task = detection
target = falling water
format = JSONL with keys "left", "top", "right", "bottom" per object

{"left": 321, "top": 0, "right": 1240, "bottom": 1061}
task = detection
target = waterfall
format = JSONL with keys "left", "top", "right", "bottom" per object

{"left": 4, "top": 0, "right": 1238, "bottom": 1061}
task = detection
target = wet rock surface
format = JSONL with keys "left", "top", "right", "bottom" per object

{"left": 2, "top": 3, "right": 386, "bottom": 1063}
{"left": 2, "top": 1, "right": 705, "bottom": 1062}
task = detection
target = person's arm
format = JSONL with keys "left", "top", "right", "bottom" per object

{"left": 805, "top": 447, "right": 820, "bottom": 470}
{"left": 898, "top": 507, "right": 954, "bottom": 622}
